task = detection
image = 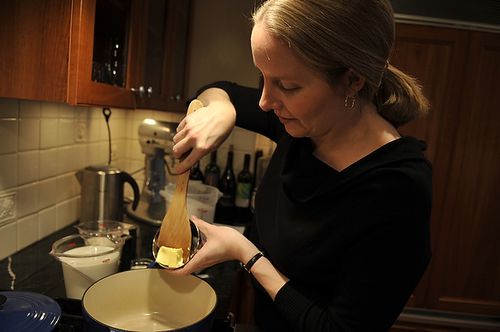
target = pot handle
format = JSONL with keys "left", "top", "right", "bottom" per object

{"left": 121, "top": 172, "right": 140, "bottom": 210}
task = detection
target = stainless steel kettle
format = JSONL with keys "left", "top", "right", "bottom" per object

{"left": 75, "top": 165, "right": 140, "bottom": 222}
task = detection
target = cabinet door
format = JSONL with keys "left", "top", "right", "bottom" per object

{"left": 68, "top": 0, "right": 135, "bottom": 108}
{"left": 0, "top": 0, "right": 72, "bottom": 102}
{"left": 128, "top": 0, "right": 190, "bottom": 111}
{"left": 424, "top": 30, "right": 500, "bottom": 316}
{"left": 393, "top": 24, "right": 500, "bottom": 316}
{"left": 392, "top": 23, "right": 469, "bottom": 309}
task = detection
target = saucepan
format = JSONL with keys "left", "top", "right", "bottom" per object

{"left": 82, "top": 269, "right": 217, "bottom": 331}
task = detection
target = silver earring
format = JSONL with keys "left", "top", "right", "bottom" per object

{"left": 344, "top": 96, "right": 355, "bottom": 109}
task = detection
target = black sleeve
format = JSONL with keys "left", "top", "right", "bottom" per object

{"left": 195, "top": 81, "right": 284, "bottom": 142}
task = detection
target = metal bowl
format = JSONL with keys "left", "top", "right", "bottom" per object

{"left": 152, "top": 220, "right": 205, "bottom": 269}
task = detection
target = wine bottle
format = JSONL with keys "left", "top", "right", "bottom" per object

{"left": 203, "top": 150, "right": 220, "bottom": 188}
{"left": 189, "top": 161, "right": 204, "bottom": 184}
{"left": 218, "top": 145, "right": 236, "bottom": 208}
{"left": 235, "top": 154, "right": 253, "bottom": 208}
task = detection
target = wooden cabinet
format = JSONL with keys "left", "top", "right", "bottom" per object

{"left": 391, "top": 22, "right": 500, "bottom": 324}
{"left": 0, "top": 0, "right": 190, "bottom": 111}
{"left": 128, "top": 0, "right": 190, "bottom": 110}
{"left": 0, "top": 0, "right": 72, "bottom": 103}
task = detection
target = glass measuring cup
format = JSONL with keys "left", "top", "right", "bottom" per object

{"left": 50, "top": 234, "right": 126, "bottom": 299}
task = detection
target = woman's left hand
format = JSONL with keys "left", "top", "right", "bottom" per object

{"left": 166, "top": 216, "right": 259, "bottom": 276}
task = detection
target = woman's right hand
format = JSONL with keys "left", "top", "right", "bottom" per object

{"left": 172, "top": 88, "right": 236, "bottom": 174}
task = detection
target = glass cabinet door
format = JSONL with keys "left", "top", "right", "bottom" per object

{"left": 129, "top": 0, "right": 190, "bottom": 111}
{"left": 72, "top": 0, "right": 189, "bottom": 110}
{"left": 91, "top": 0, "right": 131, "bottom": 87}
{"left": 142, "top": 0, "right": 167, "bottom": 96}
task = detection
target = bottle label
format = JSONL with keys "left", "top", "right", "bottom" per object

{"left": 235, "top": 182, "right": 252, "bottom": 208}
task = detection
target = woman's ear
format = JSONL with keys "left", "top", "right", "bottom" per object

{"left": 346, "top": 69, "right": 366, "bottom": 95}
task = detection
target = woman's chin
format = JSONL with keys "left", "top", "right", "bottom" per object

{"left": 284, "top": 124, "right": 306, "bottom": 138}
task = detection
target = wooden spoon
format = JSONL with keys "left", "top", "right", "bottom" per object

{"left": 156, "top": 99, "right": 204, "bottom": 266}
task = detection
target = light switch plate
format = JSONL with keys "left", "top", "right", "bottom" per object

{"left": 0, "top": 192, "right": 16, "bottom": 226}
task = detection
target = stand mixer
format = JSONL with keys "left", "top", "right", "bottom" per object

{"left": 126, "top": 119, "right": 178, "bottom": 226}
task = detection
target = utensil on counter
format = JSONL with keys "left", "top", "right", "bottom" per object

{"left": 82, "top": 269, "right": 217, "bottom": 331}
{"left": 75, "top": 165, "right": 140, "bottom": 222}
{"left": 156, "top": 99, "right": 204, "bottom": 267}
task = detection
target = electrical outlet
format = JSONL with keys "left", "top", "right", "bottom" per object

{"left": 0, "top": 192, "right": 16, "bottom": 225}
{"left": 75, "top": 120, "right": 87, "bottom": 142}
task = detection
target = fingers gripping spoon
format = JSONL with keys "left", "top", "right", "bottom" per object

{"left": 156, "top": 99, "right": 204, "bottom": 268}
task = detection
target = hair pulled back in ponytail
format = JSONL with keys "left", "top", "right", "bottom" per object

{"left": 375, "top": 65, "right": 430, "bottom": 127}
{"left": 253, "top": 0, "right": 430, "bottom": 128}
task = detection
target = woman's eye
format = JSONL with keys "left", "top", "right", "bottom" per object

{"left": 278, "top": 82, "right": 299, "bottom": 92}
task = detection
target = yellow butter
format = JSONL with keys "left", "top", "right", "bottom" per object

{"left": 156, "top": 246, "right": 184, "bottom": 268}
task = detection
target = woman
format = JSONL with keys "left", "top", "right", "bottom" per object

{"left": 170, "top": 0, "right": 432, "bottom": 331}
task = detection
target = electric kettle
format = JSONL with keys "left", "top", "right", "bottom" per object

{"left": 75, "top": 165, "right": 140, "bottom": 222}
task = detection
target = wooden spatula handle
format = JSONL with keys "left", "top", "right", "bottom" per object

{"left": 155, "top": 99, "right": 205, "bottom": 266}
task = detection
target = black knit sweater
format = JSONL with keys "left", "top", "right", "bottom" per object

{"left": 197, "top": 81, "right": 432, "bottom": 332}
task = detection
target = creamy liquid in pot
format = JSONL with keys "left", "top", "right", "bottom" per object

{"left": 60, "top": 246, "right": 120, "bottom": 299}
{"left": 111, "top": 314, "right": 181, "bottom": 330}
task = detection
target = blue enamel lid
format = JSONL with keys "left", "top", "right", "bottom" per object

{"left": 0, "top": 291, "right": 61, "bottom": 331}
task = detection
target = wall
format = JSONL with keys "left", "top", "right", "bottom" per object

{"left": 0, "top": 99, "right": 181, "bottom": 260}
{"left": 185, "top": 0, "right": 273, "bottom": 173}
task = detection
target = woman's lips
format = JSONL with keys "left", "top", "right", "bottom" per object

{"left": 275, "top": 112, "right": 294, "bottom": 124}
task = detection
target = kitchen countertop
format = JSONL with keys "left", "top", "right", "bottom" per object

{"left": 0, "top": 212, "right": 252, "bottom": 331}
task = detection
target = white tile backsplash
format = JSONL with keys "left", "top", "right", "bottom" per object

{"left": 38, "top": 177, "right": 58, "bottom": 209}
{"left": 56, "top": 173, "right": 80, "bottom": 202}
{"left": 57, "top": 146, "right": 76, "bottom": 174}
{"left": 18, "top": 118, "right": 40, "bottom": 151}
{"left": 87, "top": 142, "right": 108, "bottom": 165}
{"left": 58, "top": 118, "right": 75, "bottom": 146}
{"left": 0, "top": 154, "right": 18, "bottom": 191}
{"left": 56, "top": 197, "right": 78, "bottom": 230}
{"left": 38, "top": 206, "right": 57, "bottom": 239}
{"left": 39, "top": 148, "right": 59, "bottom": 179}
{"left": 58, "top": 103, "right": 75, "bottom": 119}
{"left": 17, "top": 213, "right": 39, "bottom": 251}
{"left": 40, "top": 118, "right": 59, "bottom": 149}
{"left": 0, "top": 119, "right": 18, "bottom": 154}
{"left": 87, "top": 118, "right": 103, "bottom": 142}
{"left": 16, "top": 183, "right": 39, "bottom": 218}
{"left": 20, "top": 100, "right": 41, "bottom": 118}
{"left": 40, "top": 101, "right": 59, "bottom": 118}
{"left": 18, "top": 151, "right": 39, "bottom": 185}
{"left": 73, "top": 144, "right": 88, "bottom": 170}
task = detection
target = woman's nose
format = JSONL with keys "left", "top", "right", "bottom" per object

{"left": 259, "top": 86, "right": 280, "bottom": 112}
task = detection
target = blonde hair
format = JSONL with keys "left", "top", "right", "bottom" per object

{"left": 253, "top": 0, "right": 429, "bottom": 127}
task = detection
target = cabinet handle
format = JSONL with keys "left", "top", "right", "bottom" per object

{"left": 131, "top": 86, "right": 153, "bottom": 98}
{"left": 169, "top": 95, "right": 181, "bottom": 101}
{"left": 131, "top": 86, "right": 146, "bottom": 97}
